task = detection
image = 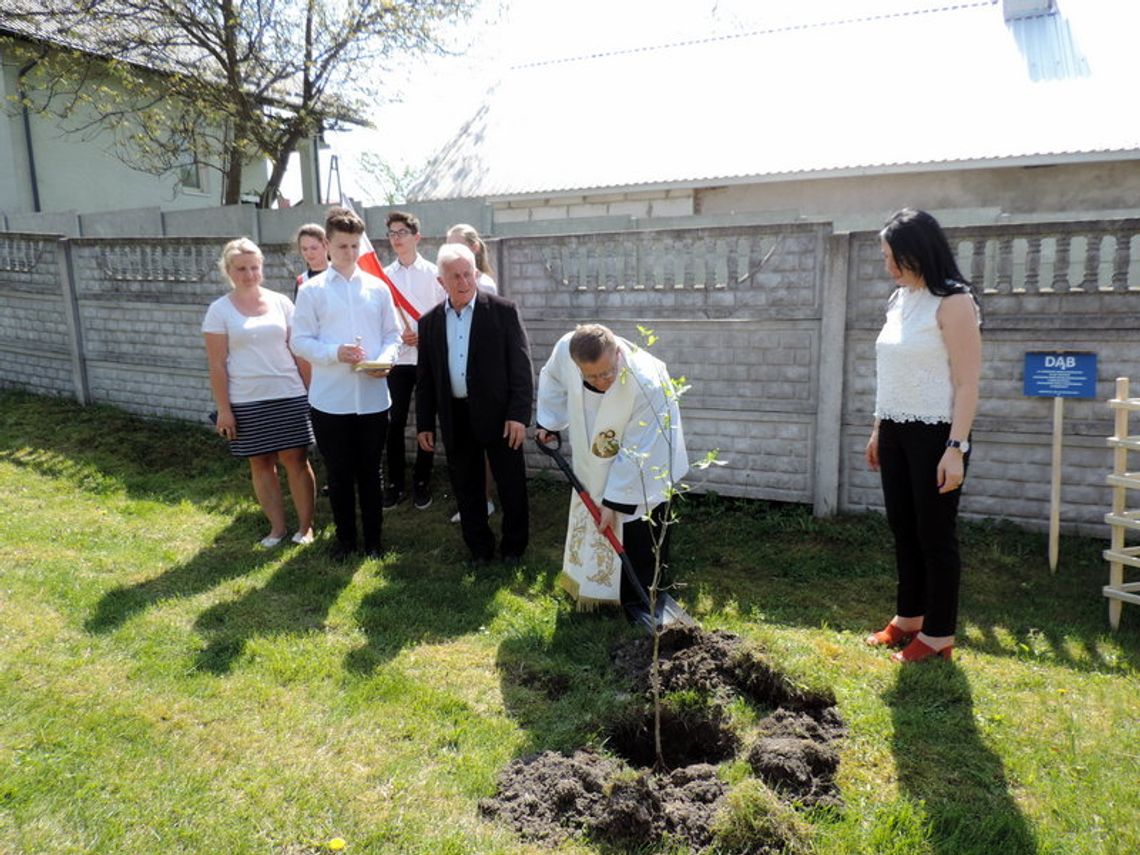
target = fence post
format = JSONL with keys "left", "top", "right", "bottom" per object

{"left": 813, "top": 231, "right": 849, "bottom": 516}
{"left": 57, "top": 236, "right": 90, "bottom": 405}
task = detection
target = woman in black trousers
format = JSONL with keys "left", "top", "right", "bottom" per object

{"left": 865, "top": 208, "right": 982, "bottom": 663}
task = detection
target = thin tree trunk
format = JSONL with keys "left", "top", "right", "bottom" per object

{"left": 652, "top": 628, "right": 663, "bottom": 768}
{"left": 223, "top": 141, "right": 243, "bottom": 205}
{"left": 261, "top": 126, "right": 307, "bottom": 208}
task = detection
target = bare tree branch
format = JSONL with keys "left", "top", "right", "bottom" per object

{"left": 2, "top": 0, "right": 476, "bottom": 205}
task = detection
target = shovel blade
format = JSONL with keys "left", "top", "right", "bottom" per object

{"left": 625, "top": 593, "right": 697, "bottom": 632}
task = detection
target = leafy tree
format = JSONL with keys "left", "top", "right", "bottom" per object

{"left": 357, "top": 151, "right": 428, "bottom": 205}
{"left": 627, "top": 326, "right": 724, "bottom": 769}
{"left": 2, "top": 0, "right": 475, "bottom": 206}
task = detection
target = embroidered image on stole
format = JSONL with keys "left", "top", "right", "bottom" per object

{"left": 559, "top": 493, "right": 622, "bottom": 606}
{"left": 591, "top": 429, "right": 619, "bottom": 458}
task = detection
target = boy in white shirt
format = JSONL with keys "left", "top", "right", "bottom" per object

{"left": 382, "top": 211, "right": 446, "bottom": 511}
{"left": 291, "top": 207, "right": 401, "bottom": 560}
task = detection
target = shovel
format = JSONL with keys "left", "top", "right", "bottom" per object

{"left": 535, "top": 434, "right": 696, "bottom": 631}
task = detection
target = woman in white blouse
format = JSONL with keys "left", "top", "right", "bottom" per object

{"left": 864, "top": 209, "right": 982, "bottom": 664}
{"left": 203, "top": 238, "right": 316, "bottom": 547}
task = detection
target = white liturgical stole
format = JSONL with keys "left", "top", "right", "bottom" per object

{"left": 558, "top": 351, "right": 638, "bottom": 606}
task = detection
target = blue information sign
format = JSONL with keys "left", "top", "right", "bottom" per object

{"left": 1023, "top": 352, "right": 1098, "bottom": 398}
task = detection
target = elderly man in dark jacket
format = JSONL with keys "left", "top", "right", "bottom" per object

{"left": 416, "top": 243, "right": 533, "bottom": 564}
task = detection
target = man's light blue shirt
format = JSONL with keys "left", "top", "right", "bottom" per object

{"left": 445, "top": 298, "right": 475, "bottom": 398}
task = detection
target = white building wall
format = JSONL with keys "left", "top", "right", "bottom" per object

{"left": 695, "top": 161, "right": 1140, "bottom": 229}
{"left": 1, "top": 43, "right": 272, "bottom": 219}
{"left": 1, "top": 56, "right": 35, "bottom": 214}
{"left": 492, "top": 188, "right": 695, "bottom": 229}
{"left": 487, "top": 162, "right": 1140, "bottom": 236}
{"left": 26, "top": 106, "right": 217, "bottom": 215}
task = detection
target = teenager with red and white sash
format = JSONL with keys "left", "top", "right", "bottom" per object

{"left": 536, "top": 324, "right": 688, "bottom": 613}
{"left": 382, "top": 211, "right": 447, "bottom": 511}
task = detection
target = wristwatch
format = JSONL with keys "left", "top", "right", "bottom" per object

{"left": 945, "top": 439, "right": 970, "bottom": 454}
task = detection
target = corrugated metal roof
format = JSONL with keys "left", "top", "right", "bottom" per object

{"left": 411, "top": 1, "right": 1140, "bottom": 201}
{"left": 0, "top": 0, "right": 190, "bottom": 75}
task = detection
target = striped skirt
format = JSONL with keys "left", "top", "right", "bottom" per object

{"left": 229, "top": 395, "right": 315, "bottom": 458}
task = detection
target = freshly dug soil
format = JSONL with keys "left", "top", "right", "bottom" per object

{"left": 750, "top": 708, "right": 845, "bottom": 804}
{"left": 479, "top": 750, "right": 726, "bottom": 850}
{"left": 482, "top": 626, "right": 845, "bottom": 851}
{"left": 611, "top": 626, "right": 836, "bottom": 711}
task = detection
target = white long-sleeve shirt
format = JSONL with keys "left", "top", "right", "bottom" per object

{"left": 383, "top": 253, "right": 446, "bottom": 366}
{"left": 291, "top": 266, "right": 401, "bottom": 414}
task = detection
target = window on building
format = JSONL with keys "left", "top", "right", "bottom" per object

{"left": 176, "top": 153, "right": 206, "bottom": 191}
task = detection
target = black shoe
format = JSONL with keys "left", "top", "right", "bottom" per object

{"left": 363, "top": 544, "right": 383, "bottom": 560}
{"left": 412, "top": 481, "right": 432, "bottom": 510}
{"left": 329, "top": 541, "right": 355, "bottom": 563}
{"left": 382, "top": 486, "right": 404, "bottom": 510}
{"left": 501, "top": 554, "right": 523, "bottom": 568}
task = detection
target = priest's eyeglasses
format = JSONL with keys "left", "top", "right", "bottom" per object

{"left": 582, "top": 365, "right": 619, "bottom": 383}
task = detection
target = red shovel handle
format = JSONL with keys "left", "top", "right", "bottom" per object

{"left": 535, "top": 434, "right": 651, "bottom": 610}
{"left": 572, "top": 482, "right": 626, "bottom": 556}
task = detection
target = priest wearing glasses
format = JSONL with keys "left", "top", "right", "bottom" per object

{"left": 536, "top": 324, "right": 688, "bottom": 615}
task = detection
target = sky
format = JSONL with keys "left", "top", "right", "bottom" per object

{"left": 280, "top": 0, "right": 1134, "bottom": 206}
{"left": 282, "top": 0, "right": 874, "bottom": 204}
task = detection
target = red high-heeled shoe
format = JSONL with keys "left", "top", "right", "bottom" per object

{"left": 865, "top": 622, "right": 914, "bottom": 648}
{"left": 892, "top": 637, "right": 953, "bottom": 663}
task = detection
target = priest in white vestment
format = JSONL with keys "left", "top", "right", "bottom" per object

{"left": 536, "top": 324, "right": 688, "bottom": 610}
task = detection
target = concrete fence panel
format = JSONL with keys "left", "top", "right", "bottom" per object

{"left": 2, "top": 217, "right": 1139, "bottom": 536}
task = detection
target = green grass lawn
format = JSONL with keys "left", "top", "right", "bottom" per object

{"left": 1, "top": 388, "right": 1137, "bottom": 854}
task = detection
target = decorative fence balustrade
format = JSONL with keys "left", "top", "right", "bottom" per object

{"left": 947, "top": 220, "right": 1140, "bottom": 295}
{"left": 94, "top": 243, "right": 220, "bottom": 284}
{"left": 0, "top": 235, "right": 50, "bottom": 275}
{"left": 539, "top": 229, "right": 786, "bottom": 292}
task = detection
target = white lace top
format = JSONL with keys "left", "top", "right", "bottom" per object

{"left": 874, "top": 286, "right": 955, "bottom": 424}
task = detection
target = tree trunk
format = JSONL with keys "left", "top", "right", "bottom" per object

{"left": 261, "top": 137, "right": 301, "bottom": 209}
{"left": 223, "top": 142, "right": 243, "bottom": 206}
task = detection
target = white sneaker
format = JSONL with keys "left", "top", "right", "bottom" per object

{"left": 291, "top": 530, "right": 314, "bottom": 545}
{"left": 258, "top": 534, "right": 284, "bottom": 548}
{"left": 450, "top": 501, "right": 495, "bottom": 523}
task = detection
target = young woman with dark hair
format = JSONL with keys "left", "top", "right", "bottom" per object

{"left": 865, "top": 208, "right": 982, "bottom": 663}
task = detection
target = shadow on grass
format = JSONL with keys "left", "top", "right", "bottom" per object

{"left": 342, "top": 554, "right": 551, "bottom": 676}
{"left": 85, "top": 511, "right": 270, "bottom": 634}
{"left": 341, "top": 474, "right": 573, "bottom": 675}
{"left": 0, "top": 391, "right": 347, "bottom": 655}
{"left": 674, "top": 496, "right": 1140, "bottom": 674}
{"left": 884, "top": 662, "right": 1036, "bottom": 855}
{"left": 491, "top": 606, "right": 637, "bottom": 755}
{"left": 193, "top": 545, "right": 361, "bottom": 674}
{"left": 0, "top": 389, "right": 245, "bottom": 512}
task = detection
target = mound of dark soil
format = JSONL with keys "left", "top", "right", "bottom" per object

{"left": 611, "top": 625, "right": 835, "bottom": 711}
{"left": 478, "top": 750, "right": 726, "bottom": 851}
{"left": 748, "top": 706, "right": 845, "bottom": 806}
{"left": 485, "top": 626, "right": 845, "bottom": 851}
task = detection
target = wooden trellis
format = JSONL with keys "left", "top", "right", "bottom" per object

{"left": 1104, "top": 377, "right": 1140, "bottom": 628}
